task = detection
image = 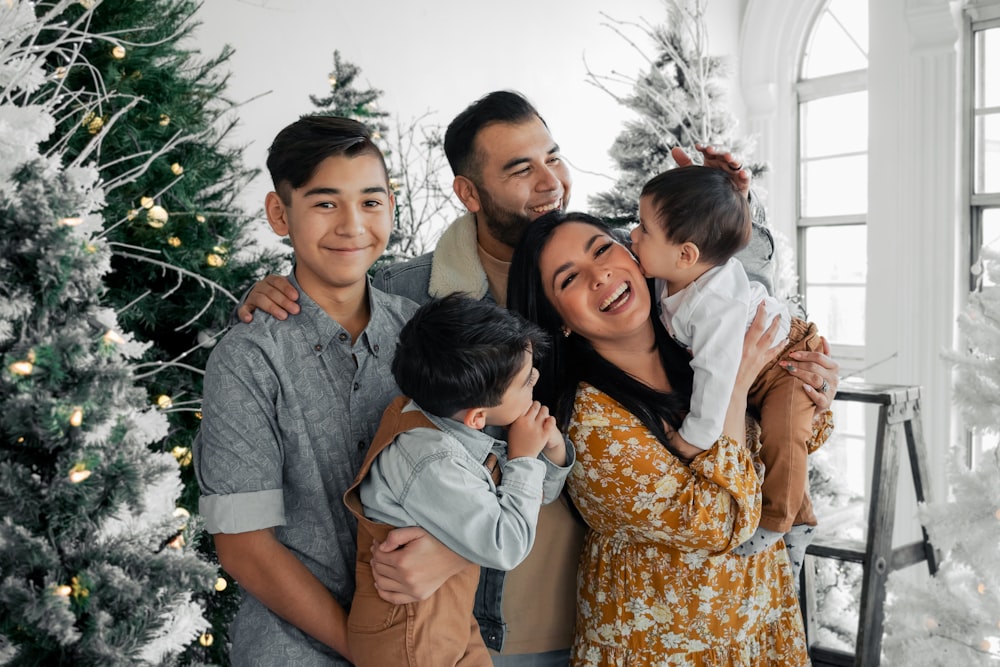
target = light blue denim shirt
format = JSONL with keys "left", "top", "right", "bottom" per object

{"left": 195, "top": 272, "right": 418, "bottom": 666}
{"left": 359, "top": 400, "right": 572, "bottom": 571}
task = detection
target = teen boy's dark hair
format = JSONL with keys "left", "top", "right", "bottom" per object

{"left": 392, "top": 293, "right": 549, "bottom": 419}
{"left": 640, "top": 165, "right": 752, "bottom": 266}
{"left": 444, "top": 90, "right": 547, "bottom": 180}
{"left": 266, "top": 115, "right": 389, "bottom": 204}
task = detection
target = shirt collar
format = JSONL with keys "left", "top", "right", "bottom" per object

{"left": 286, "top": 270, "right": 386, "bottom": 358}
{"left": 405, "top": 399, "right": 500, "bottom": 460}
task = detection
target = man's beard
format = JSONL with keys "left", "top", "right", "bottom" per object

{"left": 477, "top": 187, "right": 535, "bottom": 249}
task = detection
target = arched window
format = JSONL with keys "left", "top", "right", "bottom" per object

{"left": 796, "top": 0, "right": 868, "bottom": 362}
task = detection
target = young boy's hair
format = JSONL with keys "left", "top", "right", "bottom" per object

{"left": 444, "top": 90, "right": 546, "bottom": 181}
{"left": 265, "top": 115, "right": 389, "bottom": 204}
{"left": 640, "top": 165, "right": 752, "bottom": 266}
{"left": 392, "top": 293, "right": 550, "bottom": 419}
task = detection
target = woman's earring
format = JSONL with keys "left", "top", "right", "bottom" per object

{"left": 561, "top": 327, "right": 571, "bottom": 338}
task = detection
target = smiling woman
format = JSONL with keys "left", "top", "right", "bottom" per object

{"left": 507, "top": 211, "right": 829, "bottom": 666}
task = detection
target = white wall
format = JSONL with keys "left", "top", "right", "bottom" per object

{"left": 193, "top": 0, "right": 746, "bottom": 232}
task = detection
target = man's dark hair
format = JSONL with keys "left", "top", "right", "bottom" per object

{"left": 266, "top": 115, "right": 389, "bottom": 204}
{"left": 444, "top": 90, "right": 545, "bottom": 180}
{"left": 392, "top": 293, "right": 549, "bottom": 418}
{"left": 640, "top": 166, "right": 752, "bottom": 266}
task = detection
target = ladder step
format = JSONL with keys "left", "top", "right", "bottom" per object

{"left": 807, "top": 536, "right": 866, "bottom": 563}
{"left": 810, "top": 645, "right": 856, "bottom": 667}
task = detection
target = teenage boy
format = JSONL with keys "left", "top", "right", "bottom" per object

{"left": 236, "top": 91, "right": 842, "bottom": 666}
{"left": 346, "top": 294, "right": 570, "bottom": 666}
{"left": 194, "top": 116, "right": 418, "bottom": 666}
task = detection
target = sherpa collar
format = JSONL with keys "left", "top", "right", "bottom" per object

{"left": 427, "top": 212, "right": 490, "bottom": 301}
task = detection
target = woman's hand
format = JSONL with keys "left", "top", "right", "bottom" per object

{"left": 735, "top": 303, "right": 783, "bottom": 392}
{"left": 782, "top": 336, "right": 840, "bottom": 417}
{"left": 721, "top": 304, "right": 782, "bottom": 450}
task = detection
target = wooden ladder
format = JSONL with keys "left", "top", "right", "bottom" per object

{"left": 799, "top": 381, "right": 940, "bottom": 667}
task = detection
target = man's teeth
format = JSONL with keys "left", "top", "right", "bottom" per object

{"left": 600, "top": 284, "right": 628, "bottom": 311}
{"left": 531, "top": 200, "right": 561, "bottom": 213}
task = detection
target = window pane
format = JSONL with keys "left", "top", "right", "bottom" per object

{"left": 982, "top": 208, "right": 1000, "bottom": 288}
{"left": 802, "top": 0, "right": 869, "bottom": 79}
{"left": 801, "top": 92, "right": 868, "bottom": 157}
{"left": 974, "top": 112, "right": 1000, "bottom": 194}
{"left": 801, "top": 155, "right": 868, "bottom": 217}
{"left": 805, "top": 225, "right": 867, "bottom": 283}
{"left": 975, "top": 26, "right": 1000, "bottom": 108}
{"left": 805, "top": 286, "right": 865, "bottom": 345}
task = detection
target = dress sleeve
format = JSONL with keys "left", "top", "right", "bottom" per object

{"left": 566, "top": 385, "right": 761, "bottom": 554}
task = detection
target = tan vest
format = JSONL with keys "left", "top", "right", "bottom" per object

{"left": 344, "top": 396, "right": 491, "bottom": 666}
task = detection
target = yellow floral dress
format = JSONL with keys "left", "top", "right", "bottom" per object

{"left": 567, "top": 383, "right": 816, "bottom": 667}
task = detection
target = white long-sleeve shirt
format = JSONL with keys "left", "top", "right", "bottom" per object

{"left": 658, "top": 257, "right": 791, "bottom": 449}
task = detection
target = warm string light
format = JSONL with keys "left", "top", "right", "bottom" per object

{"left": 156, "top": 395, "right": 173, "bottom": 409}
{"left": 159, "top": 114, "right": 170, "bottom": 126}
{"left": 328, "top": 74, "right": 337, "bottom": 87}
{"left": 103, "top": 329, "right": 125, "bottom": 345}
{"left": 206, "top": 253, "right": 225, "bottom": 267}
{"left": 68, "top": 463, "right": 91, "bottom": 483}
{"left": 111, "top": 45, "right": 126, "bottom": 60}
{"left": 171, "top": 445, "right": 192, "bottom": 466}
{"left": 8, "top": 360, "right": 33, "bottom": 376}
{"left": 195, "top": 214, "right": 206, "bottom": 223}
{"left": 167, "top": 236, "right": 181, "bottom": 247}
{"left": 69, "top": 407, "right": 83, "bottom": 427}
{"left": 198, "top": 633, "right": 214, "bottom": 647}
{"left": 54, "top": 584, "right": 72, "bottom": 598}
{"left": 166, "top": 534, "right": 185, "bottom": 549}
{"left": 214, "top": 577, "right": 228, "bottom": 592}
{"left": 170, "top": 162, "right": 184, "bottom": 175}
{"left": 58, "top": 216, "right": 83, "bottom": 227}
{"left": 81, "top": 112, "right": 103, "bottom": 134}
{"left": 140, "top": 196, "right": 154, "bottom": 209}
{"left": 978, "top": 583, "right": 987, "bottom": 595}
{"left": 173, "top": 507, "right": 190, "bottom": 530}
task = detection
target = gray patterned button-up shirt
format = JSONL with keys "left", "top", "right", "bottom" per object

{"left": 195, "top": 272, "right": 417, "bottom": 666}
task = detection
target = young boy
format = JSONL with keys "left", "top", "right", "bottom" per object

{"left": 344, "top": 293, "right": 571, "bottom": 667}
{"left": 629, "top": 165, "right": 832, "bottom": 577}
{"left": 193, "top": 116, "right": 419, "bottom": 665}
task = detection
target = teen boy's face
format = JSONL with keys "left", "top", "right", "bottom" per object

{"left": 630, "top": 195, "right": 684, "bottom": 282}
{"left": 485, "top": 350, "right": 539, "bottom": 427}
{"left": 266, "top": 153, "right": 393, "bottom": 299}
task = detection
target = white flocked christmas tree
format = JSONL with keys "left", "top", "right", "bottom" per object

{"left": 882, "top": 248, "right": 1000, "bottom": 665}
{"left": 0, "top": 2, "right": 215, "bottom": 664}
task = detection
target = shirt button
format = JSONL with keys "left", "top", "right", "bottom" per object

{"left": 373, "top": 343, "right": 380, "bottom": 353}
{"left": 338, "top": 332, "right": 349, "bottom": 342}
{"left": 357, "top": 440, "right": 365, "bottom": 451}
{"left": 314, "top": 344, "right": 322, "bottom": 352}
{"left": 353, "top": 382, "right": 360, "bottom": 391}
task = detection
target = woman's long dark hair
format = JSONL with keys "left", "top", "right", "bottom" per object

{"left": 507, "top": 211, "right": 695, "bottom": 456}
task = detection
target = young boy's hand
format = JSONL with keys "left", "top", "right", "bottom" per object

{"left": 507, "top": 401, "right": 557, "bottom": 461}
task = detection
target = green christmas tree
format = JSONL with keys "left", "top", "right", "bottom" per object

{"left": 0, "top": 3, "right": 216, "bottom": 663}
{"left": 587, "top": 0, "right": 765, "bottom": 227}
{"left": 310, "top": 51, "right": 457, "bottom": 268}
{"left": 882, "top": 248, "right": 1000, "bottom": 665}
{"left": 28, "top": 0, "right": 283, "bottom": 660}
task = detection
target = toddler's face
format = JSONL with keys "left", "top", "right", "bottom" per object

{"left": 630, "top": 196, "right": 685, "bottom": 282}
